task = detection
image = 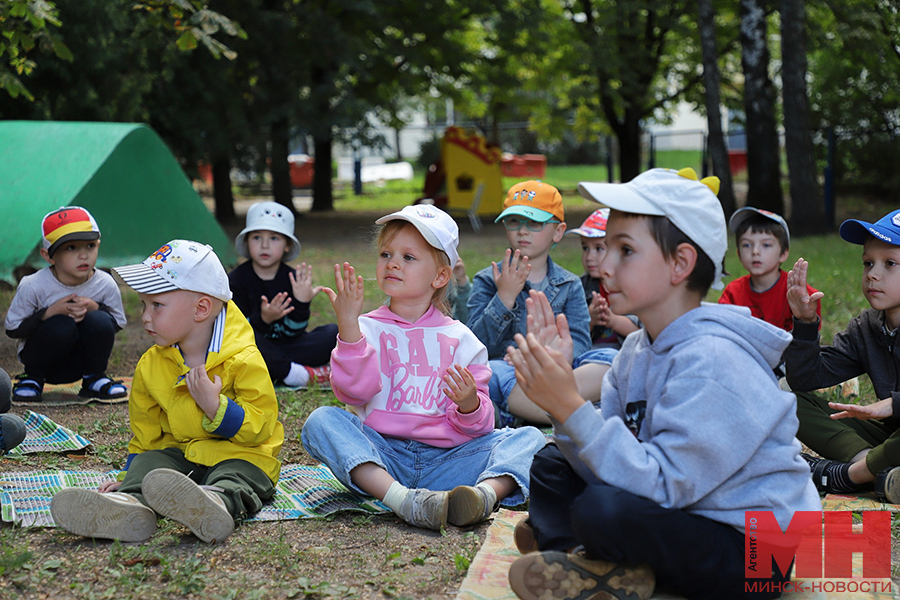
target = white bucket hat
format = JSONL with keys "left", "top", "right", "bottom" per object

{"left": 235, "top": 201, "right": 301, "bottom": 262}
{"left": 375, "top": 205, "right": 459, "bottom": 266}
{"left": 577, "top": 168, "right": 727, "bottom": 290}
{"left": 113, "top": 240, "right": 232, "bottom": 303}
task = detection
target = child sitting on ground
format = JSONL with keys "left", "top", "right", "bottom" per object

{"left": 301, "top": 205, "right": 546, "bottom": 530}
{"left": 51, "top": 240, "right": 284, "bottom": 544}
{"left": 505, "top": 168, "right": 820, "bottom": 600}
{"left": 229, "top": 201, "right": 338, "bottom": 387}
{"left": 785, "top": 209, "right": 900, "bottom": 503}
{"left": 719, "top": 207, "right": 820, "bottom": 331}
{"left": 566, "top": 208, "right": 640, "bottom": 350}
{"left": 468, "top": 181, "right": 609, "bottom": 427}
{"left": 5, "top": 206, "right": 127, "bottom": 401}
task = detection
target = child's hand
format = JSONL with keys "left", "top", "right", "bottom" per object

{"left": 67, "top": 295, "right": 98, "bottom": 322}
{"left": 443, "top": 364, "right": 478, "bottom": 413}
{"left": 829, "top": 398, "right": 892, "bottom": 421}
{"left": 290, "top": 262, "right": 324, "bottom": 303}
{"left": 99, "top": 480, "right": 121, "bottom": 493}
{"left": 786, "top": 258, "right": 824, "bottom": 323}
{"left": 507, "top": 331, "right": 584, "bottom": 423}
{"left": 185, "top": 366, "right": 223, "bottom": 420}
{"left": 322, "top": 262, "right": 364, "bottom": 344}
{"left": 260, "top": 291, "right": 294, "bottom": 324}
{"left": 525, "top": 290, "right": 574, "bottom": 365}
{"left": 453, "top": 258, "right": 468, "bottom": 287}
{"left": 492, "top": 249, "right": 531, "bottom": 309}
{"left": 589, "top": 292, "right": 611, "bottom": 328}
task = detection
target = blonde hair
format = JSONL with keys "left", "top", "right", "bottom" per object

{"left": 375, "top": 221, "right": 453, "bottom": 315}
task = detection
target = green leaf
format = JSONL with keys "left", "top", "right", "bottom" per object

{"left": 175, "top": 30, "right": 197, "bottom": 51}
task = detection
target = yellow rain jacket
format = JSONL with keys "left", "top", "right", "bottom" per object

{"left": 124, "top": 301, "right": 283, "bottom": 483}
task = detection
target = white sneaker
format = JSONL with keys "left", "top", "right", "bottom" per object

{"left": 395, "top": 488, "right": 449, "bottom": 530}
{"left": 142, "top": 468, "right": 234, "bottom": 544}
{"left": 448, "top": 485, "right": 495, "bottom": 526}
{"left": 50, "top": 489, "right": 157, "bottom": 542}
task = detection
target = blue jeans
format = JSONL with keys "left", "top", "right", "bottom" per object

{"left": 300, "top": 406, "right": 547, "bottom": 506}
{"left": 489, "top": 348, "right": 618, "bottom": 428}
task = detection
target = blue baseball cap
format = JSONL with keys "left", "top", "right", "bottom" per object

{"left": 839, "top": 209, "right": 900, "bottom": 246}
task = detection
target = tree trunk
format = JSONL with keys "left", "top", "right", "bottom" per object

{"left": 740, "top": 0, "right": 783, "bottom": 212}
{"left": 312, "top": 134, "right": 334, "bottom": 212}
{"left": 616, "top": 109, "right": 643, "bottom": 182}
{"left": 270, "top": 117, "right": 295, "bottom": 213}
{"left": 212, "top": 155, "right": 236, "bottom": 223}
{"left": 781, "top": 0, "right": 824, "bottom": 234}
{"left": 394, "top": 128, "right": 402, "bottom": 162}
{"left": 698, "top": 0, "right": 737, "bottom": 218}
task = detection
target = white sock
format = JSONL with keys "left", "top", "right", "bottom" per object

{"left": 476, "top": 482, "right": 498, "bottom": 508}
{"left": 382, "top": 481, "right": 410, "bottom": 513}
{"left": 282, "top": 363, "right": 310, "bottom": 387}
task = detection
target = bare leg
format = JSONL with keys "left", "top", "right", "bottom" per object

{"left": 480, "top": 475, "right": 517, "bottom": 502}
{"left": 848, "top": 449, "right": 875, "bottom": 484}
{"left": 507, "top": 363, "right": 611, "bottom": 425}
{"left": 350, "top": 462, "right": 396, "bottom": 500}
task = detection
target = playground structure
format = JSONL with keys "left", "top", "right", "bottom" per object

{"left": 419, "top": 127, "right": 505, "bottom": 230}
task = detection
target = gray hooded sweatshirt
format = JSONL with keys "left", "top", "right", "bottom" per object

{"left": 552, "top": 302, "right": 821, "bottom": 533}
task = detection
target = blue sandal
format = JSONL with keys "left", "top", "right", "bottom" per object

{"left": 79, "top": 376, "right": 128, "bottom": 400}
{"left": 13, "top": 377, "right": 43, "bottom": 402}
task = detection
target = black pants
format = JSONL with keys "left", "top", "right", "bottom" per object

{"left": 255, "top": 323, "right": 338, "bottom": 382}
{"left": 19, "top": 311, "right": 117, "bottom": 384}
{"left": 528, "top": 444, "right": 791, "bottom": 600}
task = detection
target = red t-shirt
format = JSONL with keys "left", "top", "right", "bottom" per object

{"left": 718, "top": 269, "right": 820, "bottom": 332}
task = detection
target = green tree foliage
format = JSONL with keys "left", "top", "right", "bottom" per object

{"left": 808, "top": 0, "right": 900, "bottom": 194}
{"left": 0, "top": 0, "right": 71, "bottom": 101}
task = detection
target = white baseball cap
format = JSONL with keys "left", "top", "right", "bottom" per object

{"left": 375, "top": 205, "right": 459, "bottom": 266}
{"left": 577, "top": 168, "right": 727, "bottom": 290}
{"left": 235, "top": 201, "right": 301, "bottom": 262}
{"left": 113, "top": 240, "right": 232, "bottom": 303}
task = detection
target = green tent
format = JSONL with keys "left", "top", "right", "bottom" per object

{"left": 0, "top": 121, "right": 236, "bottom": 283}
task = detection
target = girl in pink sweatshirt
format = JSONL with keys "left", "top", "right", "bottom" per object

{"left": 301, "top": 205, "right": 546, "bottom": 530}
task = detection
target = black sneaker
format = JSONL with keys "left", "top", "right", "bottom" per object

{"left": 801, "top": 452, "right": 865, "bottom": 494}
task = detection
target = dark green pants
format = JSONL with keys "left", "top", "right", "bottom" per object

{"left": 795, "top": 390, "right": 900, "bottom": 474}
{"left": 119, "top": 448, "right": 276, "bottom": 523}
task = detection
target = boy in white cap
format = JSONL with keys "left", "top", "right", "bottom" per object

{"left": 467, "top": 181, "right": 593, "bottom": 427}
{"left": 785, "top": 209, "right": 900, "bottom": 503}
{"left": 51, "top": 240, "right": 283, "bottom": 544}
{"left": 505, "top": 168, "right": 820, "bottom": 600}
{"left": 229, "top": 201, "right": 338, "bottom": 388}
{"left": 720, "top": 206, "right": 820, "bottom": 331}
{"left": 5, "top": 206, "right": 127, "bottom": 401}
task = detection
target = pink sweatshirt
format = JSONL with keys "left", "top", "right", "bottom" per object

{"left": 330, "top": 304, "right": 494, "bottom": 448}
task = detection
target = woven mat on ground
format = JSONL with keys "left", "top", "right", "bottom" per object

{"left": 5, "top": 410, "right": 91, "bottom": 456}
{"left": 0, "top": 464, "right": 388, "bottom": 528}
{"left": 822, "top": 493, "right": 900, "bottom": 512}
{"left": 11, "top": 377, "right": 131, "bottom": 407}
{"left": 455, "top": 510, "right": 891, "bottom": 600}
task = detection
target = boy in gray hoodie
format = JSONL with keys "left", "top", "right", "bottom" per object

{"left": 504, "top": 168, "right": 821, "bottom": 600}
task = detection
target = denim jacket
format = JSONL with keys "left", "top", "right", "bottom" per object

{"left": 467, "top": 255, "right": 592, "bottom": 360}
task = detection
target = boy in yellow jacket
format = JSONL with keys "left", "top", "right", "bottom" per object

{"left": 51, "top": 240, "right": 283, "bottom": 544}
